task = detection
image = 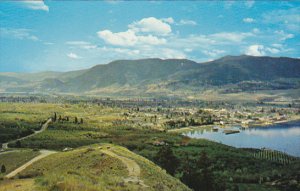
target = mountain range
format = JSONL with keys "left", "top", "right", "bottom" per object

{"left": 1, "top": 55, "right": 300, "bottom": 98}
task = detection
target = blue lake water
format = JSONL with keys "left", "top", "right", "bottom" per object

{"left": 184, "top": 120, "right": 300, "bottom": 157}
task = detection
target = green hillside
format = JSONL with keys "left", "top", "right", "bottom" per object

{"left": 0, "top": 144, "right": 190, "bottom": 191}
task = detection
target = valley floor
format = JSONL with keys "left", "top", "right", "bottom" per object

{"left": 0, "top": 101, "right": 299, "bottom": 191}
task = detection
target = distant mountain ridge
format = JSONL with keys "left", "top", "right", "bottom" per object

{"left": 1, "top": 55, "right": 299, "bottom": 96}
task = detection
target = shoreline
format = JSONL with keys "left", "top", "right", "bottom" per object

{"left": 167, "top": 116, "right": 300, "bottom": 133}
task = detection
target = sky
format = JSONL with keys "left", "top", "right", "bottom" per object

{"left": 0, "top": 0, "right": 299, "bottom": 72}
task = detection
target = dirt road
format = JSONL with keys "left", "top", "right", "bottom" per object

{"left": 101, "top": 149, "right": 141, "bottom": 177}
{"left": 1, "top": 118, "right": 52, "bottom": 151}
{"left": 5, "top": 150, "right": 56, "bottom": 179}
{"left": 1, "top": 118, "right": 56, "bottom": 179}
{"left": 100, "top": 147, "right": 148, "bottom": 187}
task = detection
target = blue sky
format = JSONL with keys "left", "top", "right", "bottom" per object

{"left": 0, "top": 1, "right": 299, "bottom": 72}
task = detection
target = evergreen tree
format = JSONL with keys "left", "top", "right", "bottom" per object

{"left": 154, "top": 145, "right": 179, "bottom": 175}
{"left": 1, "top": 165, "right": 6, "bottom": 173}
{"left": 181, "top": 154, "right": 198, "bottom": 189}
{"left": 16, "top": 140, "right": 21, "bottom": 147}
{"left": 53, "top": 112, "right": 57, "bottom": 122}
{"left": 181, "top": 151, "right": 215, "bottom": 191}
{"left": 196, "top": 151, "right": 214, "bottom": 191}
{"left": 74, "top": 117, "right": 78, "bottom": 124}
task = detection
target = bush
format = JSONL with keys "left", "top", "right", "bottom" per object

{"left": 1, "top": 165, "right": 6, "bottom": 173}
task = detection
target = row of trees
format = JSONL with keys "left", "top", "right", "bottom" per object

{"left": 253, "top": 150, "right": 296, "bottom": 165}
{"left": 53, "top": 113, "right": 83, "bottom": 124}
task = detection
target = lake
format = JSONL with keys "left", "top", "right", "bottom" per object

{"left": 184, "top": 120, "right": 300, "bottom": 157}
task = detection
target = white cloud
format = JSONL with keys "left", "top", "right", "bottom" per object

{"left": 98, "top": 17, "right": 171, "bottom": 47}
{"left": 178, "top": 19, "right": 197, "bottom": 26}
{"left": 161, "top": 17, "right": 174, "bottom": 24}
{"left": 274, "top": 30, "right": 294, "bottom": 41}
{"left": 271, "top": 43, "right": 283, "bottom": 48}
{"left": 128, "top": 17, "right": 172, "bottom": 35}
{"left": 209, "top": 32, "right": 253, "bottom": 43}
{"left": 184, "top": 48, "right": 193, "bottom": 52}
{"left": 95, "top": 46, "right": 185, "bottom": 60}
{"left": 267, "top": 44, "right": 292, "bottom": 55}
{"left": 245, "top": 44, "right": 265, "bottom": 56}
{"left": 0, "top": 28, "right": 39, "bottom": 41}
{"left": 245, "top": 44, "right": 284, "bottom": 56}
{"left": 44, "top": 42, "right": 54, "bottom": 45}
{"left": 95, "top": 16, "right": 262, "bottom": 61}
{"left": 245, "top": 1, "right": 255, "bottom": 8}
{"left": 161, "top": 18, "right": 197, "bottom": 26}
{"left": 265, "top": 47, "right": 280, "bottom": 54}
{"left": 140, "top": 47, "right": 186, "bottom": 59}
{"left": 224, "top": 1, "right": 235, "bottom": 9}
{"left": 101, "top": 47, "right": 140, "bottom": 56}
{"left": 159, "top": 48, "right": 186, "bottom": 59}
{"left": 263, "top": 8, "right": 300, "bottom": 31}
{"left": 170, "top": 35, "right": 215, "bottom": 49}
{"left": 162, "top": 31, "right": 254, "bottom": 55}
{"left": 173, "top": 31, "right": 253, "bottom": 49}
{"left": 98, "top": 30, "right": 137, "bottom": 46}
{"left": 202, "top": 49, "right": 225, "bottom": 57}
{"left": 252, "top": 28, "right": 260, "bottom": 33}
{"left": 97, "top": 29, "right": 166, "bottom": 46}
{"left": 243, "top": 18, "right": 255, "bottom": 23}
{"left": 97, "top": 16, "right": 254, "bottom": 57}
{"left": 22, "top": 1, "right": 49, "bottom": 12}
{"left": 138, "top": 34, "right": 166, "bottom": 45}
{"left": 67, "top": 52, "right": 82, "bottom": 59}
{"left": 104, "top": 0, "right": 120, "bottom": 4}
{"left": 66, "top": 41, "right": 97, "bottom": 50}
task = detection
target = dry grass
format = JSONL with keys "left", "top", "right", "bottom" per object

{"left": 0, "top": 149, "right": 39, "bottom": 176}
{"left": 0, "top": 178, "right": 35, "bottom": 191}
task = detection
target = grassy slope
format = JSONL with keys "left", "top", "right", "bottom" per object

{"left": 0, "top": 150, "right": 39, "bottom": 178}
{"left": 12, "top": 144, "right": 190, "bottom": 191}
{"left": 0, "top": 179, "right": 35, "bottom": 191}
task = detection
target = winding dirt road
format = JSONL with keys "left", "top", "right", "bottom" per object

{"left": 101, "top": 149, "right": 141, "bottom": 177}
{"left": 1, "top": 118, "right": 52, "bottom": 151}
{"left": 100, "top": 146, "right": 148, "bottom": 187}
{"left": 1, "top": 118, "right": 56, "bottom": 179}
